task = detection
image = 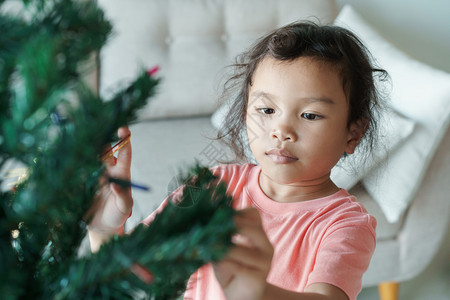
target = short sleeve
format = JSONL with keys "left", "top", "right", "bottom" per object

{"left": 141, "top": 197, "right": 169, "bottom": 226}
{"left": 141, "top": 163, "right": 244, "bottom": 226}
{"left": 306, "top": 214, "right": 376, "bottom": 300}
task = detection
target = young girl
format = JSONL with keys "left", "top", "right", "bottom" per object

{"left": 88, "top": 21, "right": 387, "bottom": 300}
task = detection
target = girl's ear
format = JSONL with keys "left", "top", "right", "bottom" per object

{"left": 344, "top": 118, "right": 368, "bottom": 155}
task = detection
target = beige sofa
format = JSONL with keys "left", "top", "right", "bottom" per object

{"left": 97, "top": 1, "right": 450, "bottom": 299}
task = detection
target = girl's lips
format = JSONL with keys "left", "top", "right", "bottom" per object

{"left": 265, "top": 149, "right": 298, "bottom": 164}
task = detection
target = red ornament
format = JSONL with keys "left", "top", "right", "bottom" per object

{"left": 147, "top": 66, "right": 160, "bottom": 77}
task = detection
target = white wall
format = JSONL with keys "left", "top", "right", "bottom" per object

{"left": 336, "top": 0, "right": 450, "bottom": 73}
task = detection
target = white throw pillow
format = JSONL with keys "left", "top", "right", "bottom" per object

{"left": 335, "top": 5, "right": 450, "bottom": 223}
{"left": 330, "top": 109, "right": 415, "bottom": 191}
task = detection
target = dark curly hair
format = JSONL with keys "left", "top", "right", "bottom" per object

{"left": 216, "top": 21, "right": 389, "bottom": 164}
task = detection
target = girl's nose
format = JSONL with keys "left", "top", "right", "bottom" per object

{"left": 271, "top": 123, "right": 297, "bottom": 142}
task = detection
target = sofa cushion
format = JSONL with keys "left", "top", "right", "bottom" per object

{"left": 335, "top": 6, "right": 450, "bottom": 223}
{"left": 98, "top": 0, "right": 338, "bottom": 120}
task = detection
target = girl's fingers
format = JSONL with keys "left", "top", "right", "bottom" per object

{"left": 117, "top": 126, "right": 130, "bottom": 139}
{"left": 225, "top": 243, "right": 272, "bottom": 272}
{"left": 233, "top": 225, "right": 272, "bottom": 252}
{"left": 234, "top": 207, "right": 264, "bottom": 232}
{"left": 214, "top": 259, "right": 262, "bottom": 286}
{"left": 110, "top": 182, "right": 130, "bottom": 199}
{"left": 212, "top": 260, "right": 236, "bottom": 287}
{"left": 102, "top": 127, "right": 131, "bottom": 178}
{"left": 222, "top": 207, "right": 274, "bottom": 272}
{"left": 234, "top": 208, "right": 272, "bottom": 250}
{"left": 102, "top": 144, "right": 117, "bottom": 167}
{"left": 213, "top": 208, "right": 272, "bottom": 299}
{"left": 130, "top": 263, "right": 154, "bottom": 284}
{"left": 110, "top": 182, "right": 133, "bottom": 215}
{"left": 115, "top": 127, "right": 132, "bottom": 170}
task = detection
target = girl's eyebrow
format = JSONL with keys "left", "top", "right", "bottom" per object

{"left": 249, "top": 91, "right": 274, "bottom": 100}
{"left": 250, "top": 91, "right": 335, "bottom": 105}
{"left": 301, "top": 97, "right": 335, "bottom": 105}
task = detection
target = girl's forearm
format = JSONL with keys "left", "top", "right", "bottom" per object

{"left": 263, "top": 283, "right": 348, "bottom": 300}
{"left": 263, "top": 284, "right": 327, "bottom": 300}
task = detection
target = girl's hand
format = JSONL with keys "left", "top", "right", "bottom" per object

{"left": 87, "top": 127, "right": 133, "bottom": 251}
{"left": 213, "top": 207, "right": 274, "bottom": 300}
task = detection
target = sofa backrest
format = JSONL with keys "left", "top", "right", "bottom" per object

{"left": 98, "top": 0, "right": 338, "bottom": 120}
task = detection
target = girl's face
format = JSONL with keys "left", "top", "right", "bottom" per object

{"left": 246, "top": 57, "right": 361, "bottom": 190}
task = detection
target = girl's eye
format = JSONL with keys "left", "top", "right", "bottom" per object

{"left": 257, "top": 108, "right": 275, "bottom": 115}
{"left": 302, "top": 113, "right": 321, "bottom": 120}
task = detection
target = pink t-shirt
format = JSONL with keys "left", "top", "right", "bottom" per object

{"left": 143, "top": 164, "right": 376, "bottom": 300}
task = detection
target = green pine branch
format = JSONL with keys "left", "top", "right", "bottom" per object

{"left": 51, "top": 166, "right": 236, "bottom": 300}
{"left": 1, "top": 1, "right": 236, "bottom": 299}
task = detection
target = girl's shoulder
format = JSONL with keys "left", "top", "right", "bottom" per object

{"left": 210, "top": 163, "right": 259, "bottom": 200}
{"left": 320, "top": 190, "right": 377, "bottom": 237}
{"left": 269, "top": 189, "right": 377, "bottom": 236}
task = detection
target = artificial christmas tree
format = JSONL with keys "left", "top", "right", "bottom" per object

{"left": 0, "top": 0, "right": 236, "bottom": 299}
